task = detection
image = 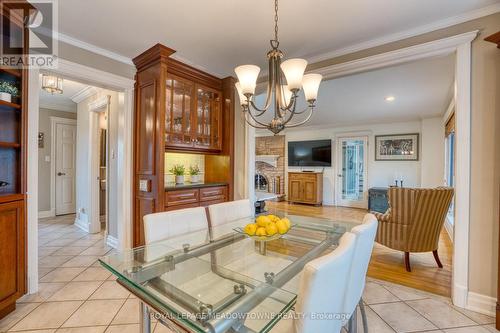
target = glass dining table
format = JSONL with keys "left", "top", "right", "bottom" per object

{"left": 99, "top": 210, "right": 359, "bottom": 333}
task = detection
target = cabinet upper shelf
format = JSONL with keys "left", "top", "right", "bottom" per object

{"left": 0, "top": 100, "right": 21, "bottom": 110}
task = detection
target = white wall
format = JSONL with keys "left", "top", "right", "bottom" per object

{"left": 280, "top": 120, "right": 444, "bottom": 206}
{"left": 75, "top": 89, "right": 122, "bottom": 238}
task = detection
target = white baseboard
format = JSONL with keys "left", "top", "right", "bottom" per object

{"left": 466, "top": 291, "right": 497, "bottom": 317}
{"left": 38, "top": 209, "right": 55, "bottom": 218}
{"left": 106, "top": 235, "right": 119, "bottom": 249}
{"left": 74, "top": 214, "right": 89, "bottom": 233}
{"left": 453, "top": 283, "right": 468, "bottom": 309}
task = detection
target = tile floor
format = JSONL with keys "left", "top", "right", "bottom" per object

{"left": 0, "top": 214, "right": 498, "bottom": 333}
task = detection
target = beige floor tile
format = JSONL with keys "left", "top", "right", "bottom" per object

{"left": 44, "top": 239, "right": 76, "bottom": 247}
{"left": 39, "top": 267, "right": 55, "bottom": 278}
{"left": 371, "top": 301, "right": 437, "bottom": 332}
{"left": 62, "top": 299, "right": 125, "bottom": 327}
{"left": 70, "top": 239, "right": 101, "bottom": 247}
{"left": 452, "top": 306, "right": 495, "bottom": 325}
{"left": 40, "top": 267, "right": 86, "bottom": 282}
{"left": 48, "top": 281, "right": 103, "bottom": 301}
{"left": 0, "top": 303, "right": 40, "bottom": 332}
{"left": 443, "top": 326, "right": 491, "bottom": 332}
{"left": 483, "top": 324, "right": 500, "bottom": 332}
{"left": 61, "top": 256, "right": 100, "bottom": 268}
{"left": 56, "top": 326, "right": 107, "bottom": 332}
{"left": 73, "top": 267, "right": 112, "bottom": 282}
{"left": 358, "top": 306, "right": 395, "bottom": 333}
{"left": 153, "top": 323, "right": 175, "bottom": 333}
{"left": 363, "top": 282, "right": 400, "bottom": 304}
{"left": 39, "top": 255, "right": 75, "bottom": 268}
{"left": 52, "top": 247, "right": 89, "bottom": 256}
{"left": 38, "top": 247, "right": 62, "bottom": 257}
{"left": 79, "top": 245, "right": 112, "bottom": 256}
{"left": 90, "top": 281, "right": 130, "bottom": 300}
{"left": 111, "top": 299, "right": 140, "bottom": 325}
{"left": 406, "top": 299, "right": 476, "bottom": 329}
{"left": 381, "top": 283, "right": 429, "bottom": 301}
{"left": 10, "top": 301, "right": 82, "bottom": 331}
{"left": 105, "top": 324, "right": 140, "bottom": 333}
{"left": 8, "top": 330, "right": 56, "bottom": 333}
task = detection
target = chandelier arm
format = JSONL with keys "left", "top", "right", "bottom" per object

{"left": 289, "top": 103, "right": 313, "bottom": 115}
{"left": 248, "top": 100, "right": 270, "bottom": 115}
{"left": 244, "top": 115, "right": 268, "bottom": 129}
{"left": 283, "top": 107, "right": 315, "bottom": 128}
{"left": 245, "top": 108, "right": 271, "bottom": 128}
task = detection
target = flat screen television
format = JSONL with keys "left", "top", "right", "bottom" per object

{"left": 288, "top": 140, "right": 332, "bottom": 167}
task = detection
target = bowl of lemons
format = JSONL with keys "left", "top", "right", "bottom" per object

{"left": 234, "top": 214, "right": 292, "bottom": 241}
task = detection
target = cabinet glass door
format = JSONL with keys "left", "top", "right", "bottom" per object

{"left": 194, "top": 86, "right": 222, "bottom": 151}
{"left": 165, "top": 76, "right": 194, "bottom": 147}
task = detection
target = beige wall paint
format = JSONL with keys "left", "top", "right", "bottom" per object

{"left": 234, "top": 104, "right": 247, "bottom": 200}
{"left": 38, "top": 108, "right": 77, "bottom": 212}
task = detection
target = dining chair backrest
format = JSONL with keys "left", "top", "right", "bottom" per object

{"left": 343, "top": 213, "right": 378, "bottom": 316}
{"left": 208, "top": 199, "right": 253, "bottom": 227}
{"left": 143, "top": 207, "right": 208, "bottom": 244}
{"left": 294, "top": 232, "right": 356, "bottom": 333}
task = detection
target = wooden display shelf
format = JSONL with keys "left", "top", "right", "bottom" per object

{"left": 0, "top": 68, "right": 22, "bottom": 78}
{"left": 0, "top": 193, "right": 24, "bottom": 204}
{"left": 0, "top": 100, "right": 21, "bottom": 110}
{"left": 0, "top": 142, "right": 21, "bottom": 148}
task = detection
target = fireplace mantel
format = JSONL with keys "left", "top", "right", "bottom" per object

{"left": 256, "top": 155, "right": 280, "bottom": 168}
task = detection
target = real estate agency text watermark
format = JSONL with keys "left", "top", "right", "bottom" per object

{"left": 0, "top": 0, "right": 58, "bottom": 68}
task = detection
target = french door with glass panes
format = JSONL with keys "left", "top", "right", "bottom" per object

{"left": 336, "top": 136, "right": 368, "bottom": 208}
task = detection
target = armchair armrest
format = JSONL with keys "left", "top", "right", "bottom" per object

{"left": 372, "top": 208, "right": 391, "bottom": 223}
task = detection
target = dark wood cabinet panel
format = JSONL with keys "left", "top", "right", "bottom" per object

{"left": 287, "top": 172, "right": 323, "bottom": 205}
{"left": 165, "top": 186, "right": 228, "bottom": 210}
{"left": 0, "top": 200, "right": 25, "bottom": 317}
{"left": 199, "top": 186, "right": 227, "bottom": 202}
{"left": 165, "top": 189, "right": 199, "bottom": 207}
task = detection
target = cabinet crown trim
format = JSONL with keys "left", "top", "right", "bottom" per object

{"left": 133, "top": 43, "right": 176, "bottom": 70}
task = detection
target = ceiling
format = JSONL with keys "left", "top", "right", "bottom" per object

{"left": 254, "top": 54, "right": 455, "bottom": 129}
{"left": 39, "top": 77, "right": 90, "bottom": 112}
{"left": 55, "top": 0, "right": 499, "bottom": 77}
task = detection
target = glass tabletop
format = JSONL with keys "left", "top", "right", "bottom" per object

{"left": 100, "top": 210, "right": 359, "bottom": 333}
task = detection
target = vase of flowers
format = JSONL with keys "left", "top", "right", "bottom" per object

{"left": 189, "top": 165, "right": 201, "bottom": 183}
{"left": 170, "top": 164, "right": 185, "bottom": 184}
{"left": 0, "top": 81, "right": 19, "bottom": 103}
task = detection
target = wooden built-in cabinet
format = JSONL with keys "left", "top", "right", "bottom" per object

{"left": 288, "top": 172, "right": 323, "bottom": 206}
{"left": 165, "top": 185, "right": 228, "bottom": 211}
{"left": 133, "top": 44, "right": 235, "bottom": 246}
{"left": 0, "top": 5, "right": 28, "bottom": 319}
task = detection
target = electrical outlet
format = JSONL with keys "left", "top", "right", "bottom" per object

{"left": 139, "top": 179, "right": 150, "bottom": 192}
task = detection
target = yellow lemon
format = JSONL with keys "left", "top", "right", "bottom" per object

{"left": 265, "top": 223, "right": 278, "bottom": 236}
{"left": 244, "top": 223, "right": 257, "bottom": 236}
{"left": 256, "top": 215, "right": 271, "bottom": 227}
{"left": 281, "top": 217, "right": 291, "bottom": 229}
{"left": 267, "top": 214, "right": 280, "bottom": 223}
{"left": 276, "top": 220, "right": 288, "bottom": 234}
{"left": 255, "top": 227, "right": 267, "bottom": 236}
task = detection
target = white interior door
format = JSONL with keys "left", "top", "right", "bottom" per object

{"left": 336, "top": 136, "right": 368, "bottom": 208}
{"left": 55, "top": 123, "right": 77, "bottom": 215}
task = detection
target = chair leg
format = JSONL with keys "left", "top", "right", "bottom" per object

{"left": 433, "top": 250, "right": 443, "bottom": 268}
{"left": 404, "top": 252, "right": 411, "bottom": 272}
{"left": 359, "top": 299, "right": 368, "bottom": 333}
{"left": 347, "top": 306, "right": 358, "bottom": 333}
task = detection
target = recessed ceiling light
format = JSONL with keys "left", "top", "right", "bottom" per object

{"left": 385, "top": 96, "right": 395, "bottom": 102}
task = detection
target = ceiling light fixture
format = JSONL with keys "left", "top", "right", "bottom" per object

{"left": 41, "top": 74, "right": 63, "bottom": 94}
{"left": 385, "top": 96, "right": 395, "bottom": 102}
{"left": 234, "top": 0, "right": 323, "bottom": 134}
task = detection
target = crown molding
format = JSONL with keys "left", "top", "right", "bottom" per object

{"left": 70, "top": 86, "right": 99, "bottom": 103}
{"left": 57, "top": 32, "right": 134, "bottom": 66}
{"left": 39, "top": 100, "right": 77, "bottom": 113}
{"left": 305, "top": 3, "right": 500, "bottom": 64}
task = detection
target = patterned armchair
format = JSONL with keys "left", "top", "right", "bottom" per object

{"left": 372, "top": 187, "right": 454, "bottom": 272}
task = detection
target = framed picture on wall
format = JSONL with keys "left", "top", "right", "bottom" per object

{"left": 375, "top": 133, "right": 419, "bottom": 161}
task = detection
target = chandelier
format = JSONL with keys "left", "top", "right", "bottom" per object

{"left": 41, "top": 74, "right": 63, "bottom": 94}
{"left": 234, "top": 0, "right": 322, "bottom": 134}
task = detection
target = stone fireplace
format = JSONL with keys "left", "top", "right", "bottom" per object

{"left": 255, "top": 135, "right": 285, "bottom": 196}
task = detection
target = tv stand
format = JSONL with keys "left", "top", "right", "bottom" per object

{"left": 287, "top": 172, "right": 323, "bottom": 205}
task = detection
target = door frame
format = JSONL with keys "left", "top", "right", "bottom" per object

{"left": 50, "top": 117, "right": 77, "bottom": 216}
{"left": 27, "top": 60, "right": 134, "bottom": 294}
{"left": 87, "top": 96, "right": 111, "bottom": 234}
{"left": 335, "top": 135, "right": 369, "bottom": 209}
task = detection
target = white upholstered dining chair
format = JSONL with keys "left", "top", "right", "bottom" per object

{"left": 208, "top": 199, "right": 253, "bottom": 227}
{"left": 143, "top": 206, "right": 208, "bottom": 244}
{"left": 343, "top": 213, "right": 378, "bottom": 332}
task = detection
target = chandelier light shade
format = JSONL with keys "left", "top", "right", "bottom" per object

{"left": 41, "top": 74, "right": 63, "bottom": 94}
{"left": 234, "top": 0, "right": 322, "bottom": 134}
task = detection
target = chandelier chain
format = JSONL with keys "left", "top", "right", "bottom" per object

{"left": 274, "top": 0, "right": 279, "bottom": 43}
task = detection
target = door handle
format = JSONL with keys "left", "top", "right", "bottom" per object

{"left": 57, "top": 172, "right": 66, "bottom": 176}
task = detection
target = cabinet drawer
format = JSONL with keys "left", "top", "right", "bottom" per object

{"left": 199, "top": 199, "right": 226, "bottom": 207}
{"left": 200, "top": 186, "right": 227, "bottom": 202}
{"left": 166, "top": 189, "right": 199, "bottom": 207}
{"left": 289, "top": 173, "right": 317, "bottom": 180}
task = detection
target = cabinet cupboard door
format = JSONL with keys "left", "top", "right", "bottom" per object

{"left": 303, "top": 180, "right": 317, "bottom": 203}
{"left": 0, "top": 200, "right": 25, "bottom": 313}
{"left": 194, "top": 85, "right": 222, "bottom": 151}
{"left": 289, "top": 180, "right": 302, "bottom": 202}
{"left": 165, "top": 75, "right": 195, "bottom": 148}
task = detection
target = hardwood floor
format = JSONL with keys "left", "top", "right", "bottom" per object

{"left": 266, "top": 201, "right": 453, "bottom": 297}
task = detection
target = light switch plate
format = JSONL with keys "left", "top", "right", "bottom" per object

{"left": 139, "top": 179, "right": 150, "bottom": 192}
{"left": 45, "top": 155, "right": 50, "bottom": 162}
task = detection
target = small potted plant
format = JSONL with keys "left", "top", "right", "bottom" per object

{"left": 169, "top": 164, "right": 185, "bottom": 184}
{"left": 189, "top": 165, "right": 201, "bottom": 183}
{"left": 0, "top": 81, "right": 19, "bottom": 103}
